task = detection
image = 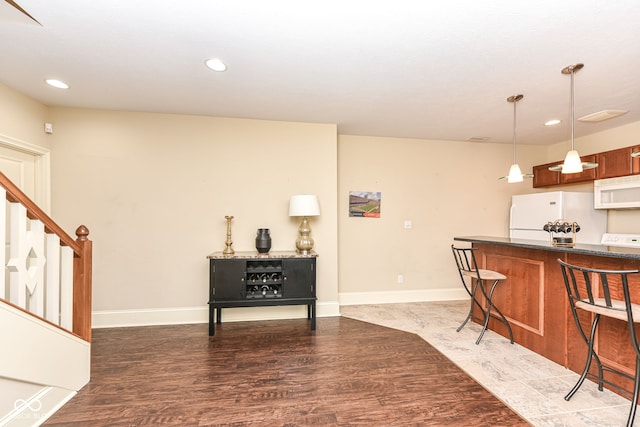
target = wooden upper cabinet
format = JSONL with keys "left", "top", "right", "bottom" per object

{"left": 596, "top": 147, "right": 633, "bottom": 179}
{"left": 633, "top": 146, "right": 640, "bottom": 175}
{"left": 532, "top": 162, "right": 561, "bottom": 188}
{"left": 560, "top": 154, "right": 597, "bottom": 184}
{"left": 532, "top": 144, "right": 639, "bottom": 187}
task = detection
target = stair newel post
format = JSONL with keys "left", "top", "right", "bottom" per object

{"left": 73, "top": 225, "right": 92, "bottom": 342}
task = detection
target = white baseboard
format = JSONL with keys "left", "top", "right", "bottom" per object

{"left": 338, "top": 288, "right": 468, "bottom": 306}
{"left": 92, "top": 301, "right": 341, "bottom": 329}
{"left": 0, "top": 386, "right": 75, "bottom": 427}
{"left": 92, "top": 288, "right": 466, "bottom": 328}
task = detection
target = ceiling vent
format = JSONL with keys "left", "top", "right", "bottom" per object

{"left": 467, "top": 137, "right": 489, "bottom": 142}
{"left": 577, "top": 110, "right": 628, "bottom": 123}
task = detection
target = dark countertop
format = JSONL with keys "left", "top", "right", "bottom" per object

{"left": 454, "top": 235, "right": 640, "bottom": 260}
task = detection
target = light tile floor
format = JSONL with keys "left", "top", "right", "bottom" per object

{"left": 340, "top": 301, "right": 638, "bottom": 427}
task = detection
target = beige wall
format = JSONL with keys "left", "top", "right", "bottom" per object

{"left": 337, "top": 135, "right": 544, "bottom": 296}
{"left": 47, "top": 108, "right": 339, "bottom": 314}
{"left": 0, "top": 84, "right": 50, "bottom": 149}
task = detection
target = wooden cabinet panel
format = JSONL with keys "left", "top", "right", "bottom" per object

{"left": 211, "top": 258, "right": 245, "bottom": 300}
{"left": 282, "top": 258, "right": 315, "bottom": 299}
{"left": 633, "top": 146, "right": 640, "bottom": 175}
{"left": 596, "top": 147, "right": 634, "bottom": 179}
{"left": 532, "top": 162, "right": 561, "bottom": 188}
{"left": 474, "top": 244, "right": 567, "bottom": 366}
{"left": 560, "top": 154, "right": 597, "bottom": 184}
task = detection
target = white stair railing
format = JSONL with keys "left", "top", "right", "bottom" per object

{"left": 0, "top": 172, "right": 92, "bottom": 342}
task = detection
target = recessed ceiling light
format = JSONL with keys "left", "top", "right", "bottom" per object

{"left": 578, "top": 110, "right": 628, "bottom": 123}
{"left": 205, "top": 58, "right": 227, "bottom": 72}
{"left": 545, "top": 119, "right": 561, "bottom": 126}
{"left": 45, "top": 79, "right": 69, "bottom": 89}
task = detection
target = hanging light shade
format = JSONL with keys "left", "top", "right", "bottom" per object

{"left": 549, "top": 63, "right": 598, "bottom": 174}
{"left": 499, "top": 94, "right": 533, "bottom": 183}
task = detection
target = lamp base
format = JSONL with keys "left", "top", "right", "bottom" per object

{"left": 296, "top": 216, "right": 314, "bottom": 254}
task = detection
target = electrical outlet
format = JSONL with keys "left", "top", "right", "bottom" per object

{"left": 397, "top": 274, "right": 404, "bottom": 284}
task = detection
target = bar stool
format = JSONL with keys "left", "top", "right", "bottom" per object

{"left": 451, "top": 245, "right": 513, "bottom": 345}
{"left": 558, "top": 259, "right": 640, "bottom": 427}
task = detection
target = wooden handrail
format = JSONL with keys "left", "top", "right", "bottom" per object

{"left": 0, "top": 171, "right": 92, "bottom": 342}
{"left": 0, "top": 172, "right": 80, "bottom": 255}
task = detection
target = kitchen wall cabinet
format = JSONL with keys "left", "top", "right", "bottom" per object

{"left": 532, "top": 162, "right": 561, "bottom": 188}
{"left": 596, "top": 147, "right": 634, "bottom": 179}
{"left": 560, "top": 154, "right": 597, "bottom": 184}
{"left": 532, "top": 155, "right": 596, "bottom": 188}
{"left": 532, "top": 145, "right": 639, "bottom": 188}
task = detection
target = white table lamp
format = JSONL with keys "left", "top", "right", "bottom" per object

{"left": 289, "top": 195, "right": 320, "bottom": 254}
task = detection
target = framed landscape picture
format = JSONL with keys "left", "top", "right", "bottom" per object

{"left": 349, "top": 191, "right": 381, "bottom": 218}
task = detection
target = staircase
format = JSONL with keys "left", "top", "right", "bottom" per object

{"left": 0, "top": 172, "right": 92, "bottom": 426}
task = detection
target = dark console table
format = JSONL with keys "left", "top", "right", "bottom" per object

{"left": 207, "top": 251, "right": 317, "bottom": 336}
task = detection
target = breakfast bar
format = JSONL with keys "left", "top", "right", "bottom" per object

{"left": 454, "top": 236, "right": 640, "bottom": 393}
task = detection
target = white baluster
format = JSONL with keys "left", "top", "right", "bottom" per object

{"left": 60, "top": 245, "right": 74, "bottom": 330}
{"left": 27, "top": 219, "right": 45, "bottom": 316}
{"left": 7, "top": 203, "right": 47, "bottom": 316}
{"left": 8, "top": 203, "right": 28, "bottom": 308}
{"left": 45, "top": 233, "right": 61, "bottom": 324}
{"left": 0, "top": 190, "right": 6, "bottom": 299}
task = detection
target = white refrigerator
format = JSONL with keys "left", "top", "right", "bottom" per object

{"left": 509, "top": 192, "right": 607, "bottom": 244}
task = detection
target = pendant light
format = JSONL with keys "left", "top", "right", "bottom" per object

{"left": 499, "top": 94, "right": 533, "bottom": 183}
{"left": 549, "top": 63, "right": 597, "bottom": 174}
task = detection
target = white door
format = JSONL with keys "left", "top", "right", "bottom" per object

{"left": 0, "top": 143, "right": 45, "bottom": 300}
{"left": 0, "top": 145, "right": 36, "bottom": 199}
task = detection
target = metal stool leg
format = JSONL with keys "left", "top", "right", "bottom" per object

{"left": 474, "top": 278, "right": 513, "bottom": 345}
{"left": 485, "top": 279, "right": 514, "bottom": 344}
{"left": 475, "top": 278, "right": 493, "bottom": 345}
{"left": 566, "top": 314, "right": 602, "bottom": 400}
{"left": 457, "top": 278, "right": 484, "bottom": 333}
{"left": 626, "top": 356, "right": 640, "bottom": 427}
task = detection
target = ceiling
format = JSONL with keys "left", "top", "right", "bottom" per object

{"left": 1, "top": 1, "right": 640, "bottom": 146}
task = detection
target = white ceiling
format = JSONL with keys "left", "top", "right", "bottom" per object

{"left": 1, "top": 1, "right": 640, "bottom": 146}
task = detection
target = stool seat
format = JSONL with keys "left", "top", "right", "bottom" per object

{"left": 575, "top": 299, "right": 640, "bottom": 323}
{"left": 462, "top": 269, "right": 506, "bottom": 281}
{"left": 451, "top": 245, "right": 513, "bottom": 345}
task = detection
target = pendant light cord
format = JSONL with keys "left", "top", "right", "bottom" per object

{"left": 570, "top": 68, "right": 575, "bottom": 151}
{"left": 513, "top": 98, "right": 517, "bottom": 164}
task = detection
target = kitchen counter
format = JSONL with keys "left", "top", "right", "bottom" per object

{"left": 454, "top": 235, "right": 640, "bottom": 260}
{"left": 452, "top": 235, "right": 640, "bottom": 397}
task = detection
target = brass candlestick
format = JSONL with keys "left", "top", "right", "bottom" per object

{"left": 223, "top": 215, "right": 235, "bottom": 255}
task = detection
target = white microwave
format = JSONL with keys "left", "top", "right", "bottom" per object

{"left": 594, "top": 175, "right": 640, "bottom": 209}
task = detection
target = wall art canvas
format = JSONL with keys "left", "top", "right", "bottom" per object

{"left": 349, "top": 191, "right": 381, "bottom": 217}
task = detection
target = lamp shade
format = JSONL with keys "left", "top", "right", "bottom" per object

{"left": 561, "top": 150, "right": 584, "bottom": 174}
{"left": 507, "top": 164, "right": 524, "bottom": 183}
{"left": 289, "top": 195, "right": 320, "bottom": 217}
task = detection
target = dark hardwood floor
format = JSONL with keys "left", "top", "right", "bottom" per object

{"left": 44, "top": 317, "right": 529, "bottom": 426}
